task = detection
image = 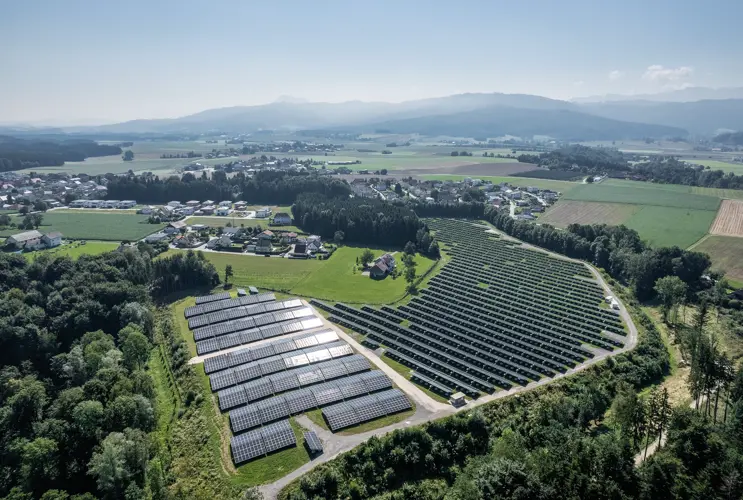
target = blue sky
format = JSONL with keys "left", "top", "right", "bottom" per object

{"left": 2, "top": 0, "right": 742, "bottom": 124}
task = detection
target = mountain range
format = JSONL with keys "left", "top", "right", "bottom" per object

{"left": 10, "top": 89, "right": 743, "bottom": 140}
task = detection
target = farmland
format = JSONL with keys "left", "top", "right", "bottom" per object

{"left": 25, "top": 240, "right": 119, "bottom": 261}
{"left": 694, "top": 235, "right": 743, "bottom": 284}
{"left": 538, "top": 201, "right": 640, "bottom": 227}
{"left": 0, "top": 212, "right": 164, "bottom": 241}
{"left": 316, "top": 219, "right": 629, "bottom": 399}
{"left": 564, "top": 182, "right": 721, "bottom": 211}
{"left": 421, "top": 174, "right": 579, "bottom": 193}
{"left": 601, "top": 178, "right": 743, "bottom": 201}
{"left": 623, "top": 205, "right": 717, "bottom": 249}
{"left": 710, "top": 199, "right": 743, "bottom": 237}
{"left": 164, "top": 245, "right": 435, "bottom": 304}
{"left": 682, "top": 159, "right": 743, "bottom": 174}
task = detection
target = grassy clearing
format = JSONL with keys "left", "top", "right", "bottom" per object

{"left": 337, "top": 408, "right": 416, "bottom": 435}
{"left": 24, "top": 240, "right": 119, "bottom": 261}
{"left": 565, "top": 182, "right": 721, "bottom": 211}
{"left": 173, "top": 297, "right": 198, "bottom": 357}
{"left": 624, "top": 205, "right": 717, "bottom": 248}
{"left": 419, "top": 174, "right": 578, "bottom": 193}
{"left": 0, "top": 212, "right": 164, "bottom": 240}
{"left": 304, "top": 409, "right": 330, "bottom": 431}
{"left": 694, "top": 235, "right": 743, "bottom": 283}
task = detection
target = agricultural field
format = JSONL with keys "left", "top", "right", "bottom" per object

{"left": 682, "top": 159, "right": 743, "bottom": 174}
{"left": 316, "top": 219, "right": 629, "bottom": 399}
{"left": 165, "top": 245, "right": 434, "bottom": 304}
{"left": 421, "top": 174, "right": 579, "bottom": 193}
{"left": 539, "top": 201, "right": 641, "bottom": 227}
{"left": 602, "top": 178, "right": 743, "bottom": 201}
{"left": 693, "top": 236, "right": 743, "bottom": 284}
{"left": 564, "top": 182, "right": 721, "bottom": 211}
{"left": 623, "top": 205, "right": 718, "bottom": 249}
{"left": 24, "top": 240, "right": 119, "bottom": 261}
{"left": 0, "top": 212, "right": 164, "bottom": 241}
{"left": 710, "top": 200, "right": 743, "bottom": 236}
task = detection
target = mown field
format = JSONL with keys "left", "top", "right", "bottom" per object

{"left": 24, "top": 240, "right": 119, "bottom": 261}
{"left": 709, "top": 200, "right": 743, "bottom": 237}
{"left": 623, "top": 205, "right": 718, "bottom": 249}
{"left": 421, "top": 174, "right": 579, "bottom": 193}
{"left": 693, "top": 235, "right": 743, "bottom": 285}
{"left": 0, "top": 212, "right": 164, "bottom": 241}
{"left": 164, "top": 245, "right": 435, "bottom": 304}
{"left": 602, "top": 178, "right": 743, "bottom": 201}
{"left": 538, "top": 200, "right": 640, "bottom": 227}
{"left": 564, "top": 182, "right": 722, "bottom": 211}
{"left": 682, "top": 159, "right": 743, "bottom": 174}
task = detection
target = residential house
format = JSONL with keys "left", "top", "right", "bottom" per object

{"left": 375, "top": 253, "right": 396, "bottom": 271}
{"left": 117, "top": 200, "right": 136, "bottom": 209}
{"left": 5, "top": 230, "right": 44, "bottom": 250}
{"left": 200, "top": 205, "right": 215, "bottom": 215}
{"left": 216, "top": 207, "right": 230, "bottom": 216}
{"left": 164, "top": 220, "right": 187, "bottom": 234}
{"left": 137, "top": 206, "right": 154, "bottom": 215}
{"left": 179, "top": 206, "right": 195, "bottom": 216}
{"left": 103, "top": 200, "right": 119, "bottom": 208}
{"left": 186, "top": 200, "right": 200, "bottom": 207}
{"left": 281, "top": 232, "right": 298, "bottom": 244}
{"left": 219, "top": 200, "right": 232, "bottom": 207}
{"left": 273, "top": 212, "right": 292, "bottom": 225}
{"left": 369, "top": 260, "right": 389, "bottom": 279}
{"left": 526, "top": 186, "right": 539, "bottom": 193}
{"left": 531, "top": 205, "right": 544, "bottom": 213}
{"left": 144, "top": 232, "right": 169, "bottom": 243}
{"left": 167, "top": 201, "right": 181, "bottom": 207}
{"left": 203, "top": 200, "right": 215, "bottom": 206}
{"left": 255, "top": 207, "right": 271, "bottom": 218}
{"left": 41, "top": 232, "right": 63, "bottom": 248}
{"left": 255, "top": 230, "right": 273, "bottom": 252}
{"left": 234, "top": 201, "right": 247, "bottom": 209}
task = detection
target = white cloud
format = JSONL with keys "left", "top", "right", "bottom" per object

{"left": 608, "top": 70, "right": 624, "bottom": 81}
{"left": 643, "top": 65, "right": 694, "bottom": 82}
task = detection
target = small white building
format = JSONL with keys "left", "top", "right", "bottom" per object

{"left": 144, "top": 232, "right": 169, "bottom": 243}
{"left": 216, "top": 207, "right": 231, "bottom": 216}
{"left": 167, "top": 201, "right": 181, "bottom": 207}
{"left": 255, "top": 207, "right": 271, "bottom": 218}
{"left": 41, "top": 231, "right": 63, "bottom": 248}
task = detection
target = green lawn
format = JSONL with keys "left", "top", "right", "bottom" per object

{"left": 420, "top": 174, "right": 579, "bottom": 193}
{"left": 0, "top": 212, "right": 164, "bottom": 241}
{"left": 624, "top": 206, "right": 717, "bottom": 249}
{"left": 165, "top": 246, "right": 437, "bottom": 304}
{"left": 24, "top": 241, "right": 119, "bottom": 261}
{"left": 565, "top": 182, "right": 721, "bottom": 211}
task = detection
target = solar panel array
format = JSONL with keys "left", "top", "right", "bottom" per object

{"left": 188, "top": 299, "right": 304, "bottom": 329}
{"left": 230, "top": 419, "right": 296, "bottom": 464}
{"left": 185, "top": 292, "right": 276, "bottom": 318}
{"left": 229, "top": 369, "right": 393, "bottom": 432}
{"left": 192, "top": 306, "right": 314, "bottom": 340}
{"left": 322, "top": 388, "right": 411, "bottom": 431}
{"left": 219, "top": 354, "right": 374, "bottom": 412}
{"left": 196, "top": 317, "right": 324, "bottom": 355}
{"left": 304, "top": 431, "right": 323, "bottom": 453}
{"left": 195, "top": 292, "right": 231, "bottom": 305}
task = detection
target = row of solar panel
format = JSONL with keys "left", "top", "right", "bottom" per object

{"left": 194, "top": 292, "right": 231, "bottom": 305}
{"left": 184, "top": 292, "right": 275, "bottom": 318}
{"left": 322, "top": 388, "right": 411, "bottom": 432}
{"left": 193, "top": 307, "right": 315, "bottom": 340}
{"left": 188, "top": 299, "right": 304, "bottom": 329}
{"left": 204, "top": 329, "right": 338, "bottom": 374}
{"left": 229, "top": 370, "right": 393, "bottom": 432}
{"left": 196, "top": 317, "right": 324, "bottom": 355}
{"left": 218, "top": 354, "right": 373, "bottom": 411}
{"left": 209, "top": 340, "right": 354, "bottom": 391}
{"left": 231, "top": 419, "right": 296, "bottom": 464}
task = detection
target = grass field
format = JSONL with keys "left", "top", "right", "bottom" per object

{"left": 623, "top": 205, "right": 717, "bottom": 249}
{"left": 420, "top": 174, "right": 579, "bottom": 193}
{"left": 165, "top": 246, "right": 436, "bottom": 304}
{"left": 682, "top": 159, "right": 743, "bottom": 174}
{"left": 693, "top": 235, "right": 743, "bottom": 282}
{"left": 565, "top": 182, "right": 722, "bottom": 211}
{"left": 0, "top": 212, "right": 164, "bottom": 241}
{"left": 602, "top": 178, "right": 743, "bottom": 201}
{"left": 24, "top": 241, "right": 119, "bottom": 261}
{"left": 539, "top": 201, "right": 641, "bottom": 227}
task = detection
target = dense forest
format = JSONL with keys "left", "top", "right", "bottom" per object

{"left": 105, "top": 171, "right": 351, "bottom": 205}
{"left": 712, "top": 131, "right": 743, "bottom": 145}
{"left": 0, "top": 247, "right": 218, "bottom": 499}
{"left": 519, "top": 145, "right": 743, "bottom": 189}
{"left": 0, "top": 136, "right": 121, "bottom": 172}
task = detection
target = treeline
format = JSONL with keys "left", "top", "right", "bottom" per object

{"left": 0, "top": 135, "right": 122, "bottom": 172}
{"left": 713, "top": 131, "right": 743, "bottom": 145}
{"left": 633, "top": 157, "right": 743, "bottom": 190}
{"left": 292, "top": 194, "right": 424, "bottom": 248}
{"left": 105, "top": 171, "right": 351, "bottom": 205}
{"left": 0, "top": 247, "right": 219, "bottom": 498}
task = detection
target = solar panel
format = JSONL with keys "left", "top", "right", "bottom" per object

{"left": 281, "top": 321, "right": 304, "bottom": 334}
{"left": 293, "top": 334, "right": 318, "bottom": 349}
{"left": 218, "top": 386, "right": 247, "bottom": 411}
{"left": 243, "top": 378, "right": 273, "bottom": 402}
{"left": 272, "top": 338, "right": 298, "bottom": 354}
{"left": 253, "top": 313, "right": 275, "bottom": 327}
{"left": 258, "top": 357, "right": 286, "bottom": 376}
{"left": 210, "top": 370, "right": 237, "bottom": 391}
{"left": 261, "top": 420, "right": 295, "bottom": 454}
{"left": 260, "top": 324, "right": 284, "bottom": 338}
{"left": 230, "top": 404, "right": 262, "bottom": 433}
{"left": 306, "top": 349, "right": 332, "bottom": 364}
{"left": 251, "top": 344, "right": 276, "bottom": 360}
{"left": 193, "top": 327, "right": 214, "bottom": 341}
{"left": 318, "top": 360, "right": 348, "bottom": 380}
{"left": 196, "top": 338, "right": 220, "bottom": 355}
{"left": 231, "top": 428, "right": 266, "bottom": 463}
{"left": 270, "top": 371, "right": 300, "bottom": 393}
{"left": 343, "top": 355, "right": 372, "bottom": 374}
{"left": 314, "top": 331, "right": 339, "bottom": 344}
{"left": 302, "top": 318, "right": 324, "bottom": 329}
{"left": 322, "top": 402, "right": 359, "bottom": 431}
{"left": 233, "top": 363, "right": 261, "bottom": 383}
{"left": 377, "top": 389, "right": 412, "bottom": 414}
{"left": 297, "top": 367, "right": 324, "bottom": 387}
{"left": 284, "top": 353, "right": 310, "bottom": 369}
{"left": 338, "top": 377, "right": 368, "bottom": 399}
{"left": 231, "top": 348, "right": 253, "bottom": 366}
{"left": 220, "top": 332, "right": 244, "bottom": 350}
{"left": 304, "top": 431, "right": 323, "bottom": 453}
{"left": 349, "top": 394, "right": 387, "bottom": 420}
{"left": 361, "top": 371, "right": 393, "bottom": 392}
{"left": 204, "top": 353, "right": 233, "bottom": 374}
{"left": 292, "top": 308, "right": 315, "bottom": 319}
{"left": 285, "top": 388, "right": 318, "bottom": 414}
{"left": 241, "top": 328, "right": 263, "bottom": 344}
{"left": 273, "top": 311, "right": 294, "bottom": 323}
{"left": 311, "top": 382, "right": 344, "bottom": 406}
{"left": 284, "top": 299, "right": 303, "bottom": 308}
{"left": 257, "top": 397, "right": 290, "bottom": 424}
{"left": 328, "top": 344, "right": 354, "bottom": 359}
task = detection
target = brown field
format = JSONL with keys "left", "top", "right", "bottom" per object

{"left": 538, "top": 200, "right": 640, "bottom": 228}
{"left": 694, "top": 235, "right": 743, "bottom": 282}
{"left": 710, "top": 199, "right": 743, "bottom": 237}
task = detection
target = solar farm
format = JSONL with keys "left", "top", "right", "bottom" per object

{"left": 313, "top": 219, "right": 628, "bottom": 399}
{"left": 185, "top": 291, "right": 413, "bottom": 465}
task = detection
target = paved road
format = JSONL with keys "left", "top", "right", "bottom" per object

{"left": 257, "top": 234, "right": 639, "bottom": 499}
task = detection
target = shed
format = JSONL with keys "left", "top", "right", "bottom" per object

{"left": 237, "top": 288, "right": 247, "bottom": 297}
{"left": 450, "top": 392, "right": 466, "bottom": 407}
{"left": 248, "top": 286, "right": 259, "bottom": 295}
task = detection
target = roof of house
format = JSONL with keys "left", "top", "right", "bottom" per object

{"left": 261, "top": 230, "right": 274, "bottom": 236}
{"left": 44, "top": 231, "right": 63, "bottom": 239}
{"left": 9, "top": 230, "right": 43, "bottom": 242}
{"left": 371, "top": 262, "right": 388, "bottom": 273}
{"left": 274, "top": 212, "right": 291, "bottom": 218}
{"left": 169, "top": 220, "right": 187, "bottom": 229}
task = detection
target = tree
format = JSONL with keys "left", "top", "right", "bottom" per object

{"left": 224, "top": 264, "right": 234, "bottom": 283}
{"left": 610, "top": 382, "right": 641, "bottom": 442}
{"left": 333, "top": 230, "right": 345, "bottom": 246}
{"left": 394, "top": 183, "right": 403, "bottom": 195}
{"left": 586, "top": 175, "right": 594, "bottom": 183}
{"left": 31, "top": 213, "right": 43, "bottom": 229}
{"left": 360, "top": 249, "right": 375, "bottom": 267}
{"left": 654, "top": 276, "right": 687, "bottom": 323}
{"left": 121, "top": 331, "right": 151, "bottom": 371}
{"left": 380, "top": 169, "right": 388, "bottom": 175}
{"left": 428, "top": 241, "right": 440, "bottom": 258}
{"left": 21, "top": 437, "right": 59, "bottom": 494}
{"left": 401, "top": 253, "right": 416, "bottom": 269}
{"left": 88, "top": 430, "right": 148, "bottom": 499}
{"left": 404, "top": 266, "right": 416, "bottom": 283}
{"left": 0, "top": 213, "right": 11, "bottom": 226}
{"left": 404, "top": 241, "right": 417, "bottom": 255}
{"left": 122, "top": 150, "right": 134, "bottom": 161}
{"left": 430, "top": 189, "right": 439, "bottom": 201}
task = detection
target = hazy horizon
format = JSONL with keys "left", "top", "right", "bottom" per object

{"left": 3, "top": 0, "right": 743, "bottom": 124}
